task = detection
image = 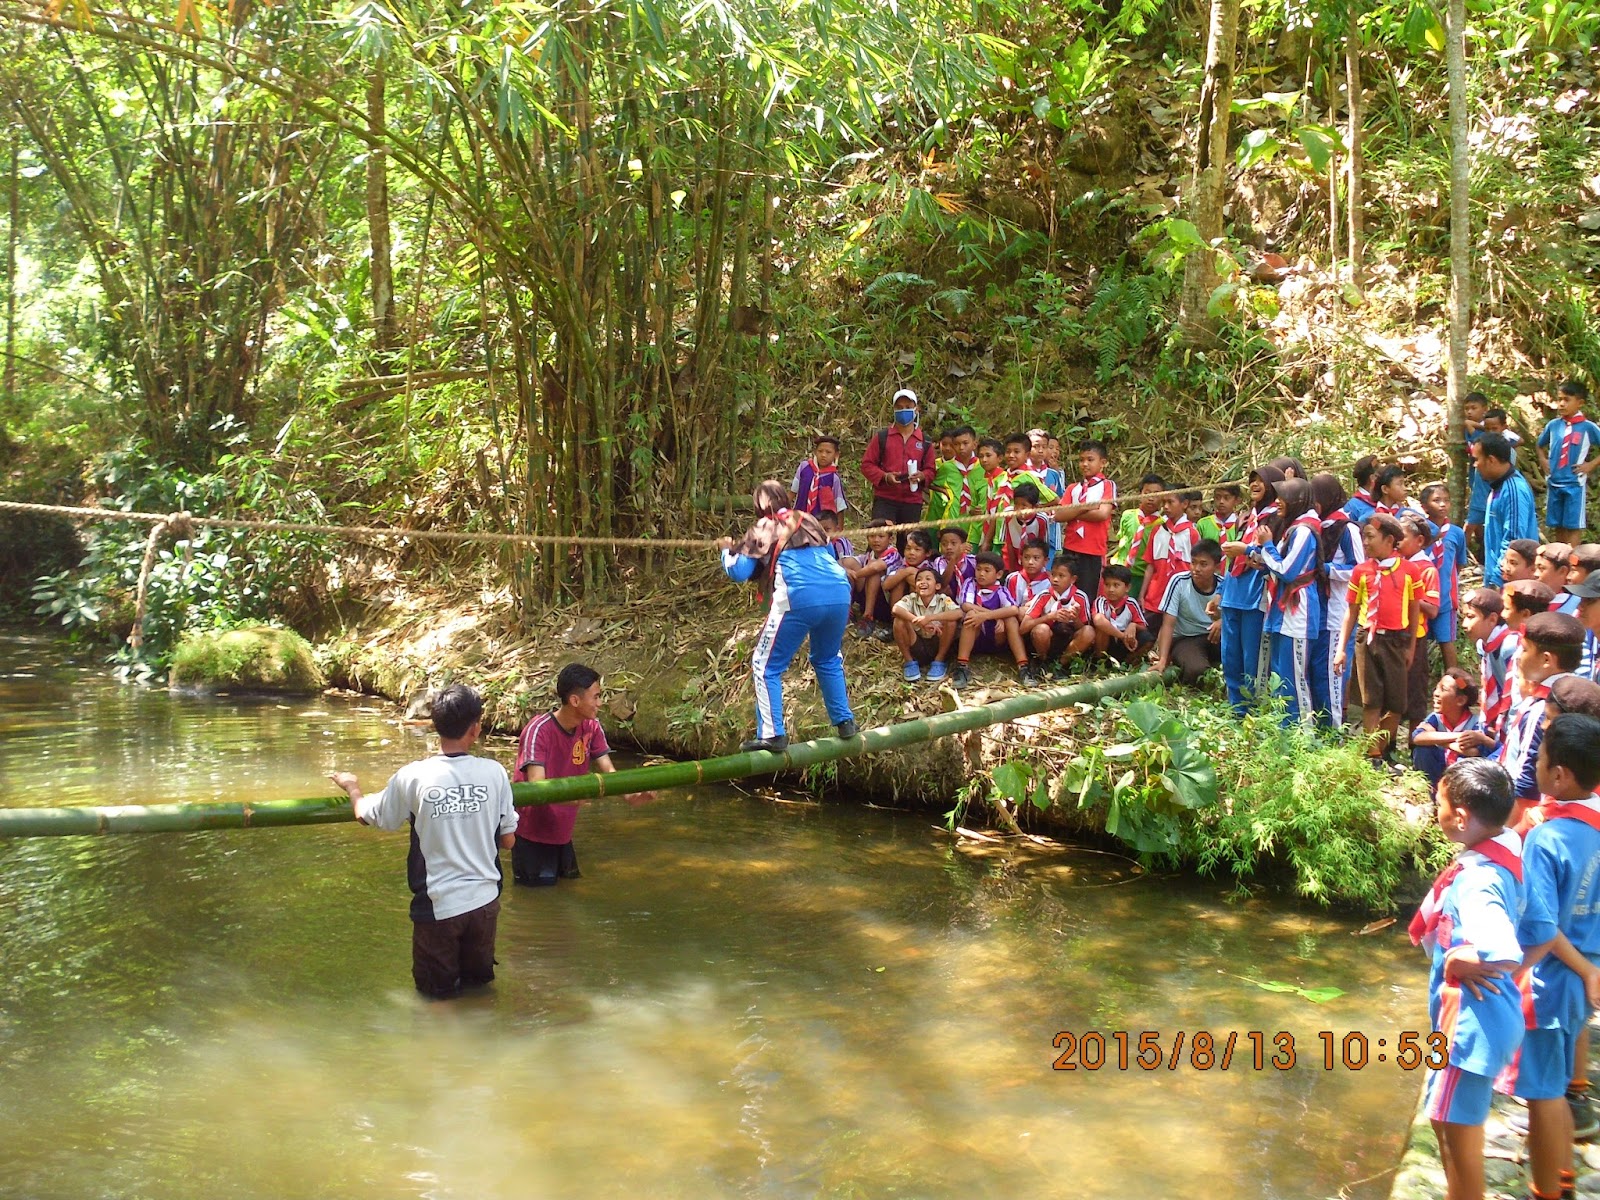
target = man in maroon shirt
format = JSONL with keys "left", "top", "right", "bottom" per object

{"left": 860, "top": 388, "right": 936, "bottom": 551}
{"left": 512, "top": 663, "right": 654, "bottom": 886}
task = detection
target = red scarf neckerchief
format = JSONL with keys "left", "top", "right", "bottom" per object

{"left": 1559, "top": 414, "right": 1592, "bottom": 470}
{"left": 1429, "top": 521, "right": 1453, "bottom": 572}
{"left": 1264, "top": 513, "right": 1321, "bottom": 613}
{"left": 1010, "top": 568, "right": 1049, "bottom": 594}
{"left": 1071, "top": 474, "right": 1108, "bottom": 512}
{"left": 984, "top": 467, "right": 1010, "bottom": 513}
{"left": 1408, "top": 831, "right": 1524, "bottom": 951}
{"left": 1354, "top": 489, "right": 1373, "bottom": 506}
{"left": 1049, "top": 586, "right": 1084, "bottom": 620}
{"left": 1131, "top": 511, "right": 1163, "bottom": 565}
{"left": 1230, "top": 503, "right": 1278, "bottom": 577}
{"left": 1435, "top": 707, "right": 1475, "bottom": 768}
{"left": 797, "top": 459, "right": 839, "bottom": 514}
{"left": 951, "top": 456, "right": 979, "bottom": 509}
{"left": 1363, "top": 556, "right": 1404, "bottom": 643}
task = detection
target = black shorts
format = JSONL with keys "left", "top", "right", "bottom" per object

{"left": 412, "top": 898, "right": 500, "bottom": 998}
{"left": 910, "top": 635, "right": 944, "bottom": 666}
{"left": 1357, "top": 629, "right": 1411, "bottom": 715}
{"left": 1104, "top": 626, "right": 1155, "bottom": 662}
{"left": 1042, "top": 626, "right": 1082, "bottom": 660}
{"left": 512, "top": 837, "right": 581, "bottom": 887}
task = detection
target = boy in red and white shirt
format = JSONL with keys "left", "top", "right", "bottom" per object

{"left": 1092, "top": 564, "right": 1153, "bottom": 663}
{"left": 1141, "top": 487, "right": 1199, "bottom": 617}
{"left": 1005, "top": 538, "right": 1054, "bottom": 607}
{"left": 1022, "top": 556, "right": 1093, "bottom": 678}
{"left": 1001, "top": 483, "right": 1055, "bottom": 573}
{"left": 1054, "top": 439, "right": 1117, "bottom": 604}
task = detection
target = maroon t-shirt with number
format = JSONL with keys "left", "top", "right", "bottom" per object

{"left": 513, "top": 711, "right": 610, "bottom": 844}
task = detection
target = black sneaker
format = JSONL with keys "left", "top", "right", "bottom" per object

{"left": 836, "top": 719, "right": 859, "bottom": 740}
{"left": 950, "top": 664, "right": 971, "bottom": 688}
{"left": 1017, "top": 663, "right": 1037, "bottom": 687}
{"left": 740, "top": 735, "right": 788, "bottom": 754}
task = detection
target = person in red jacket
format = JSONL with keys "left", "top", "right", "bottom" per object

{"left": 861, "top": 388, "right": 936, "bottom": 551}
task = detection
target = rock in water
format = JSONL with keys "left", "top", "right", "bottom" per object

{"left": 169, "top": 626, "right": 325, "bottom": 695}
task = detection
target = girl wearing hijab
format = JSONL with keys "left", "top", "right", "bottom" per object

{"left": 1249, "top": 478, "right": 1324, "bottom": 725}
{"left": 1309, "top": 473, "right": 1364, "bottom": 728}
{"left": 1218, "top": 464, "right": 1284, "bottom": 715}
{"left": 718, "top": 481, "right": 858, "bottom": 753}
{"left": 1265, "top": 455, "right": 1306, "bottom": 481}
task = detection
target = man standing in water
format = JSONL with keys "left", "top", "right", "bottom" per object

{"left": 511, "top": 663, "right": 655, "bottom": 885}
{"left": 329, "top": 683, "right": 517, "bottom": 999}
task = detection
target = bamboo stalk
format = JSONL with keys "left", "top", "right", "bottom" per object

{"left": 0, "top": 671, "right": 1172, "bottom": 838}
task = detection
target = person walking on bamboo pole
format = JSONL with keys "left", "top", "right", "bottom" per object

{"left": 717, "top": 481, "right": 858, "bottom": 753}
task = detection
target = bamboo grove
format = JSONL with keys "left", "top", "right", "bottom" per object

{"left": 0, "top": 0, "right": 1014, "bottom": 597}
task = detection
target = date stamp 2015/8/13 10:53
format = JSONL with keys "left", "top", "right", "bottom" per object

{"left": 1051, "top": 1030, "right": 1449, "bottom": 1072}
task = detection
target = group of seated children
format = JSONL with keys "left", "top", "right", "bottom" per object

{"left": 857, "top": 528, "right": 1166, "bottom": 688}
{"left": 812, "top": 432, "right": 1214, "bottom": 688}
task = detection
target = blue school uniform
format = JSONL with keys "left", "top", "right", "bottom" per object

{"left": 1343, "top": 490, "right": 1376, "bottom": 527}
{"left": 1254, "top": 514, "right": 1322, "bottom": 724}
{"left": 1312, "top": 512, "right": 1364, "bottom": 728}
{"left": 1414, "top": 833, "right": 1525, "bottom": 1125}
{"left": 1510, "top": 803, "right": 1600, "bottom": 1101}
{"left": 1410, "top": 710, "right": 1481, "bottom": 793}
{"left": 1427, "top": 521, "right": 1468, "bottom": 643}
{"left": 723, "top": 542, "right": 853, "bottom": 740}
{"left": 1484, "top": 469, "right": 1540, "bottom": 587}
{"left": 1498, "top": 675, "right": 1570, "bottom": 802}
{"left": 1538, "top": 414, "right": 1600, "bottom": 529}
{"left": 1220, "top": 504, "right": 1276, "bottom": 715}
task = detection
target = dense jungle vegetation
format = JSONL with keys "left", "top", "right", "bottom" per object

{"left": 4, "top": 0, "right": 1599, "bottom": 652}
{"left": 4, "top": 0, "right": 1596, "bottom": 905}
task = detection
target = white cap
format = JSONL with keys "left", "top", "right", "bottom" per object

{"left": 892, "top": 388, "right": 918, "bottom": 406}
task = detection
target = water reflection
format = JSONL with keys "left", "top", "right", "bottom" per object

{"left": 0, "top": 630, "right": 1423, "bottom": 1198}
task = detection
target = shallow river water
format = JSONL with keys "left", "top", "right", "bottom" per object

{"left": 0, "top": 630, "right": 1427, "bottom": 1199}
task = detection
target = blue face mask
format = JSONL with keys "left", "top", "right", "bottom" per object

{"left": 894, "top": 408, "right": 917, "bottom": 426}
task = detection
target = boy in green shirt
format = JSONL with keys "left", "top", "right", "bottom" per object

{"left": 1113, "top": 474, "right": 1167, "bottom": 599}
{"left": 926, "top": 425, "right": 987, "bottom": 540}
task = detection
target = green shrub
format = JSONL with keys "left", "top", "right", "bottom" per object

{"left": 169, "top": 625, "right": 325, "bottom": 694}
{"left": 1176, "top": 697, "right": 1447, "bottom": 910}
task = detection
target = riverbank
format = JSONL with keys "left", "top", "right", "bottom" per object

{"left": 1390, "top": 1029, "right": 1600, "bottom": 1200}
{"left": 308, "top": 581, "right": 1443, "bottom": 911}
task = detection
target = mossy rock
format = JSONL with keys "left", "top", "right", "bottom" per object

{"left": 170, "top": 626, "right": 326, "bottom": 694}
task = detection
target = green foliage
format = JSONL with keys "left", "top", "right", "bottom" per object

{"left": 169, "top": 625, "right": 325, "bottom": 694}
{"left": 1060, "top": 698, "right": 1217, "bottom": 857}
{"left": 29, "top": 444, "right": 337, "bottom": 676}
{"left": 987, "top": 691, "right": 1441, "bottom": 910}
{"left": 1171, "top": 694, "right": 1445, "bottom": 910}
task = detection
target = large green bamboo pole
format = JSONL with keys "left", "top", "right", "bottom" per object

{"left": 0, "top": 670, "right": 1171, "bottom": 838}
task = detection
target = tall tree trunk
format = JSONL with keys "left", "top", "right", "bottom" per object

{"left": 1344, "top": 4, "right": 1364, "bottom": 271}
{"left": 1446, "top": 0, "right": 1470, "bottom": 514}
{"left": 3, "top": 124, "right": 17, "bottom": 420}
{"left": 366, "top": 65, "right": 397, "bottom": 352}
{"left": 1179, "top": 0, "right": 1242, "bottom": 342}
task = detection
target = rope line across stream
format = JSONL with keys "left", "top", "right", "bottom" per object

{"left": 0, "top": 446, "right": 1456, "bottom": 553}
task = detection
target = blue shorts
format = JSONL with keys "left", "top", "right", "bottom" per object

{"left": 1429, "top": 610, "right": 1458, "bottom": 644}
{"left": 1425, "top": 1063, "right": 1494, "bottom": 1125}
{"left": 1547, "top": 481, "right": 1588, "bottom": 530}
{"left": 1467, "top": 474, "right": 1490, "bottom": 525}
{"left": 1510, "top": 1025, "right": 1579, "bottom": 1101}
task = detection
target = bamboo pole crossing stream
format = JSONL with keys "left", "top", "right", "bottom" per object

{"left": 0, "top": 670, "right": 1171, "bottom": 838}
